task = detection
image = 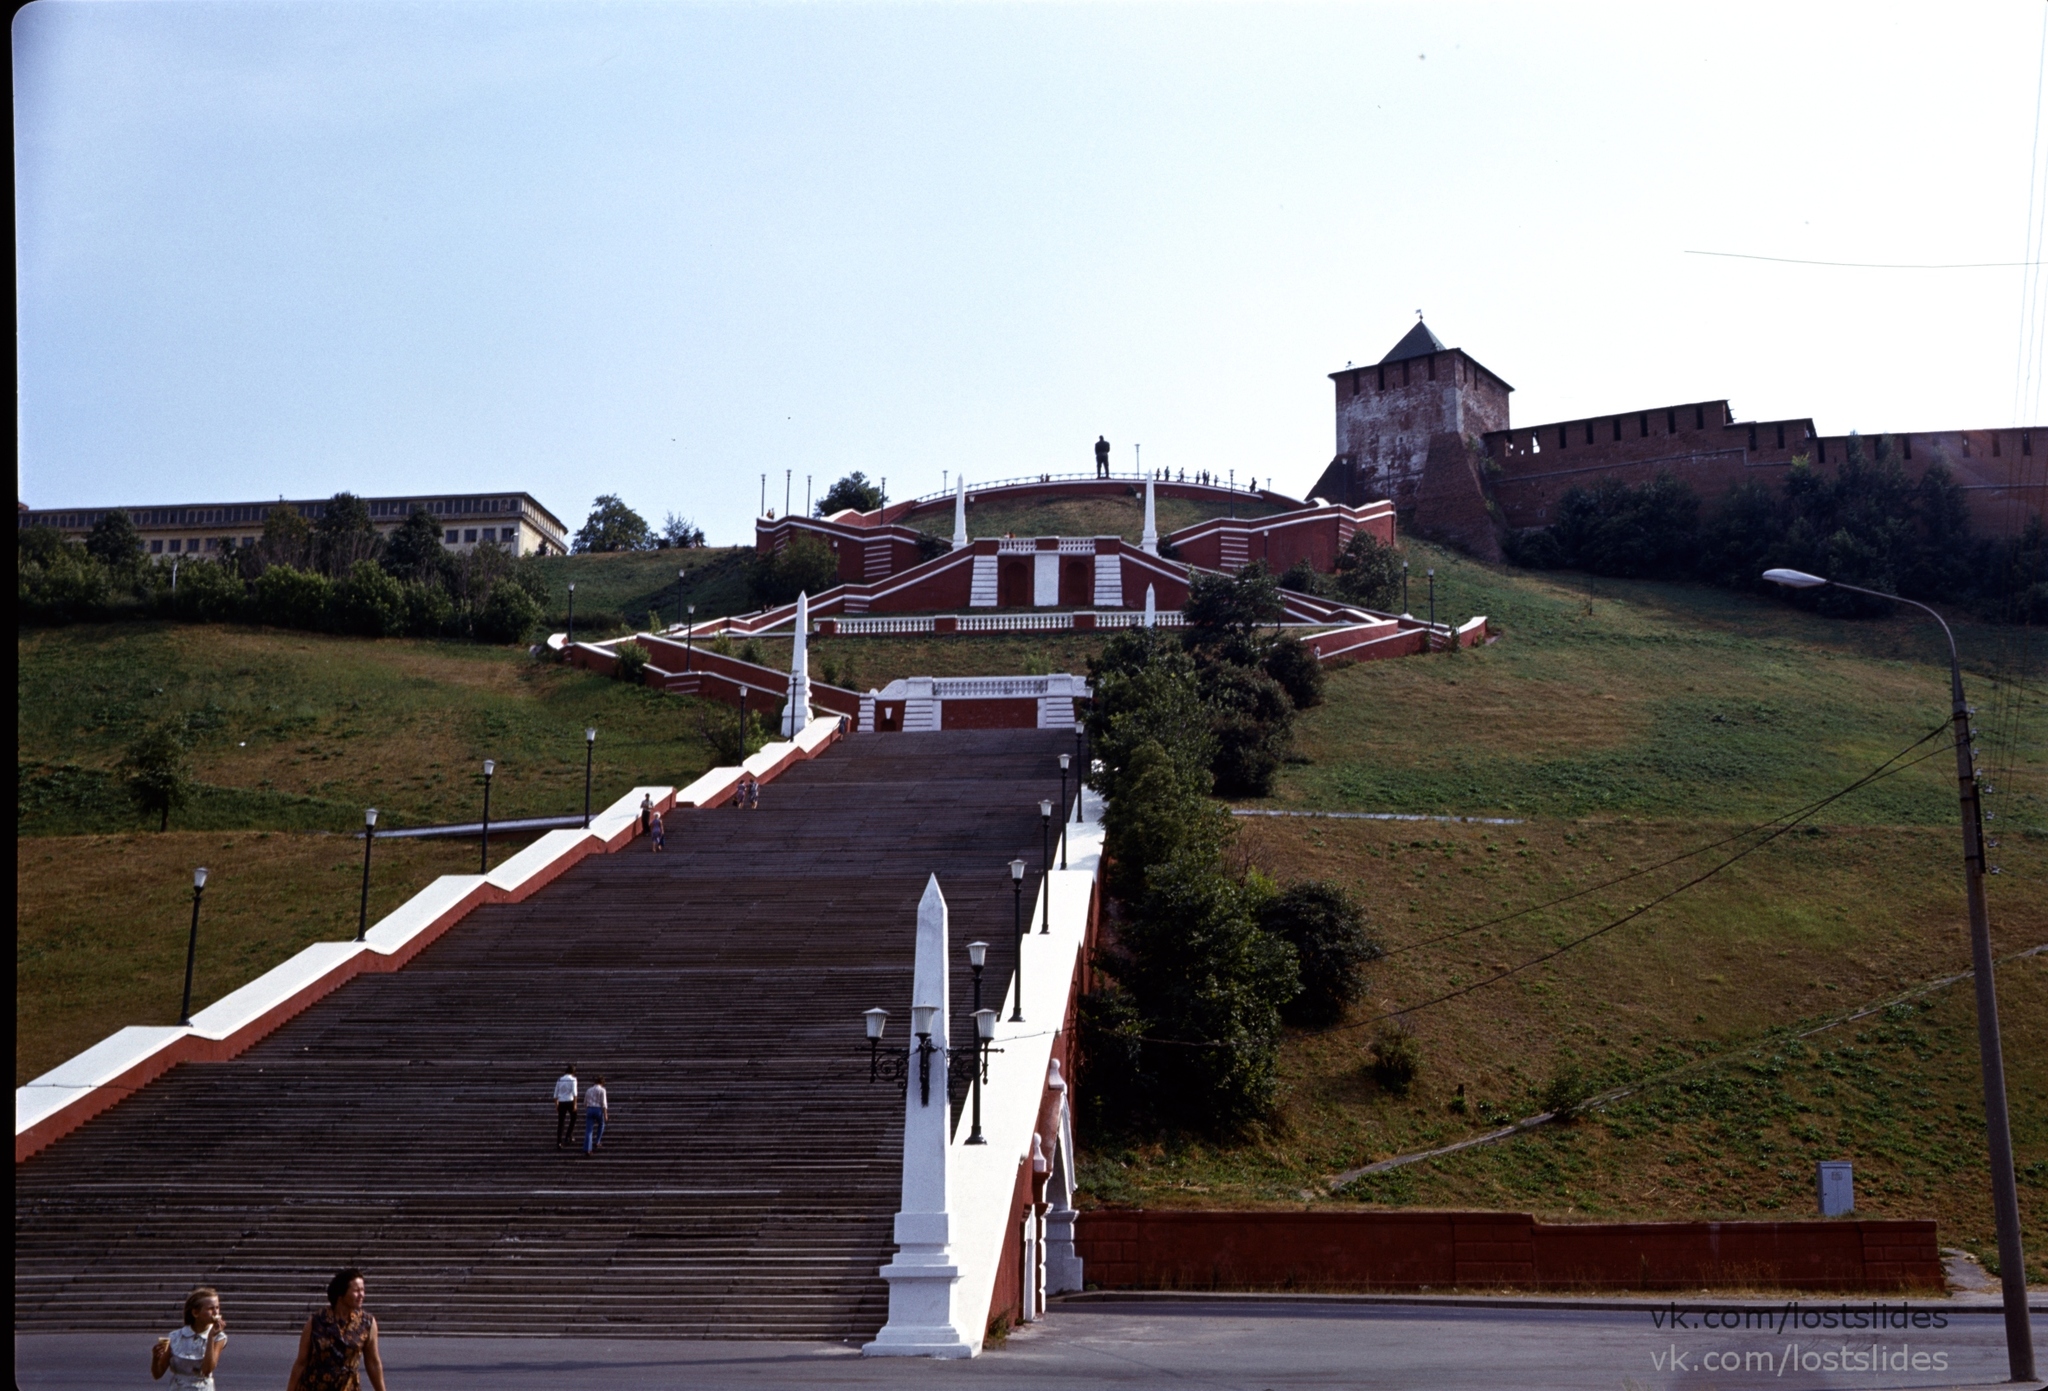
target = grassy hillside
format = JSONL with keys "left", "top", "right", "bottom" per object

{"left": 900, "top": 490, "right": 1289, "bottom": 544}
{"left": 16, "top": 622, "right": 743, "bottom": 1080}
{"left": 1085, "top": 545, "right": 2048, "bottom": 1280}
{"left": 526, "top": 545, "right": 754, "bottom": 632}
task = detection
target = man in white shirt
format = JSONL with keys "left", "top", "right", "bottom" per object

{"left": 554, "top": 1064, "right": 578, "bottom": 1149}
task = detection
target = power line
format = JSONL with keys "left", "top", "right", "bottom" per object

{"left": 1686, "top": 250, "right": 2043, "bottom": 270}
{"left": 1381, "top": 719, "right": 1952, "bottom": 960}
{"left": 1342, "top": 734, "right": 1961, "bottom": 1032}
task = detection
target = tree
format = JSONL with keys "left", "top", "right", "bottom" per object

{"left": 1263, "top": 632, "right": 1324, "bottom": 709}
{"left": 574, "top": 495, "right": 653, "bottom": 553}
{"left": 1199, "top": 661, "right": 1292, "bottom": 797}
{"left": 1095, "top": 856, "right": 1300, "bottom": 1136}
{"left": 257, "top": 504, "right": 314, "bottom": 571}
{"left": 1183, "top": 561, "right": 1284, "bottom": 656}
{"left": 815, "top": 472, "right": 883, "bottom": 516}
{"left": 1278, "top": 557, "right": 1327, "bottom": 596}
{"left": 475, "top": 580, "right": 541, "bottom": 644}
{"left": 315, "top": 492, "right": 380, "bottom": 576}
{"left": 122, "top": 724, "right": 192, "bottom": 831}
{"left": 661, "top": 512, "right": 706, "bottom": 548}
{"left": 250, "top": 565, "right": 335, "bottom": 630}
{"left": 1259, "top": 881, "right": 1381, "bottom": 1027}
{"left": 382, "top": 508, "right": 449, "bottom": 584}
{"left": 85, "top": 511, "right": 143, "bottom": 568}
{"left": 332, "top": 560, "right": 406, "bottom": 636}
{"left": 1331, "top": 530, "right": 1405, "bottom": 611}
{"left": 18, "top": 534, "right": 111, "bottom": 624}
{"left": 751, "top": 535, "right": 840, "bottom": 607}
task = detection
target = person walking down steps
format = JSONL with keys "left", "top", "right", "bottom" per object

{"left": 583, "top": 1076, "right": 610, "bottom": 1154}
{"left": 553, "top": 1064, "right": 578, "bottom": 1148}
{"left": 650, "top": 808, "right": 666, "bottom": 852}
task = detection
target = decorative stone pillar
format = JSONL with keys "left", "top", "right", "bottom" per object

{"left": 1042, "top": 1059, "right": 1085, "bottom": 1295}
{"left": 951, "top": 476, "right": 969, "bottom": 551}
{"left": 781, "top": 590, "right": 813, "bottom": 737}
{"left": 864, "top": 876, "right": 974, "bottom": 1358}
{"left": 1141, "top": 474, "right": 1158, "bottom": 553}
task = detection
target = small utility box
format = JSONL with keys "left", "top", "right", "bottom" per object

{"left": 1817, "top": 1161, "right": 1854, "bottom": 1216}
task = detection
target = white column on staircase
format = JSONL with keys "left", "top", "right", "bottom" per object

{"left": 951, "top": 476, "right": 969, "bottom": 551}
{"left": 1143, "top": 583, "right": 1156, "bottom": 628}
{"left": 781, "top": 590, "right": 813, "bottom": 737}
{"left": 1140, "top": 473, "right": 1158, "bottom": 553}
{"left": 864, "top": 875, "right": 973, "bottom": 1358}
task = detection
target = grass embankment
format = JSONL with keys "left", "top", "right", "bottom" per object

{"left": 17, "top": 622, "right": 738, "bottom": 1079}
{"left": 900, "top": 490, "right": 1288, "bottom": 544}
{"left": 526, "top": 546, "right": 752, "bottom": 633}
{"left": 1089, "top": 545, "right": 2047, "bottom": 1280}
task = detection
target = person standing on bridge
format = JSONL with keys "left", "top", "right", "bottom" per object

{"left": 583, "top": 1075, "right": 610, "bottom": 1153}
{"left": 151, "top": 1285, "right": 227, "bottom": 1390}
{"left": 553, "top": 1063, "right": 578, "bottom": 1148}
{"left": 1094, "top": 435, "right": 1111, "bottom": 478}
{"left": 287, "top": 1268, "right": 387, "bottom": 1391}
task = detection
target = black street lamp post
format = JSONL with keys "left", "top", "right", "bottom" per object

{"left": 1009, "top": 858, "right": 1027, "bottom": 1021}
{"left": 1039, "top": 799, "right": 1053, "bottom": 934}
{"left": 566, "top": 583, "right": 575, "bottom": 649}
{"left": 1073, "top": 721, "right": 1087, "bottom": 823}
{"left": 684, "top": 605, "right": 696, "bottom": 672}
{"left": 178, "top": 867, "right": 208, "bottom": 1026}
{"left": 1763, "top": 569, "right": 2032, "bottom": 1381}
{"left": 479, "top": 759, "right": 496, "bottom": 873}
{"left": 583, "top": 728, "right": 596, "bottom": 829}
{"left": 1401, "top": 561, "right": 1409, "bottom": 615}
{"left": 1057, "top": 754, "right": 1070, "bottom": 870}
{"left": 966, "top": 941, "right": 989, "bottom": 1144}
{"left": 1427, "top": 568, "right": 1436, "bottom": 638}
{"left": 676, "top": 569, "right": 687, "bottom": 635}
{"left": 357, "top": 808, "right": 377, "bottom": 941}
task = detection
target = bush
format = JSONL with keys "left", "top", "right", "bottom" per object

{"left": 613, "top": 640, "right": 650, "bottom": 683}
{"left": 121, "top": 724, "right": 192, "bottom": 831}
{"left": 816, "top": 471, "right": 883, "bottom": 515}
{"left": 1331, "top": 530, "right": 1405, "bottom": 611}
{"left": 1099, "top": 739, "right": 1230, "bottom": 901}
{"left": 1278, "top": 557, "right": 1326, "bottom": 596}
{"left": 1183, "top": 561, "right": 1283, "bottom": 654}
{"left": 160, "top": 557, "right": 247, "bottom": 623}
{"left": 751, "top": 535, "right": 840, "bottom": 607}
{"left": 1199, "top": 661, "right": 1292, "bottom": 798}
{"left": 475, "top": 580, "right": 542, "bottom": 644}
{"left": 1367, "top": 1024, "right": 1421, "bottom": 1095}
{"left": 1097, "top": 856, "right": 1301, "bottom": 1136}
{"left": 1548, "top": 473, "right": 1700, "bottom": 579}
{"left": 1263, "top": 632, "right": 1324, "bottom": 709}
{"left": 1543, "top": 1056, "right": 1591, "bottom": 1120}
{"left": 1260, "top": 881, "right": 1381, "bottom": 1027}
{"left": 399, "top": 580, "right": 454, "bottom": 637}
{"left": 332, "top": 560, "right": 406, "bottom": 637}
{"left": 249, "top": 565, "right": 333, "bottom": 630}
{"left": 700, "top": 706, "right": 771, "bottom": 764}
{"left": 18, "top": 541, "right": 112, "bottom": 624}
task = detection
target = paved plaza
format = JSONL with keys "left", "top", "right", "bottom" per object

{"left": 17, "top": 1294, "right": 2045, "bottom": 1390}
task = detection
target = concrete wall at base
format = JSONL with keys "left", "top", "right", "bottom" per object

{"left": 1072, "top": 1210, "right": 1944, "bottom": 1293}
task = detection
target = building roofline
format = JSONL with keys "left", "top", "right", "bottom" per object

{"left": 1329, "top": 346, "right": 1513, "bottom": 393}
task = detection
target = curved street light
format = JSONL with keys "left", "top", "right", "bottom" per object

{"left": 1763, "top": 567, "right": 2033, "bottom": 1382}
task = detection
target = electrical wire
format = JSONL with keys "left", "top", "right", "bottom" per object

{"left": 1381, "top": 719, "right": 1952, "bottom": 959}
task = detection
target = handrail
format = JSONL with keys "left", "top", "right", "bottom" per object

{"left": 902, "top": 470, "right": 1282, "bottom": 507}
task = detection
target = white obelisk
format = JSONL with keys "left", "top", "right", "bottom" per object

{"left": 951, "top": 475, "right": 969, "bottom": 551}
{"left": 1140, "top": 473, "right": 1158, "bottom": 553}
{"left": 1143, "top": 583, "right": 1156, "bottom": 628}
{"left": 782, "top": 590, "right": 814, "bottom": 736}
{"left": 864, "top": 876, "right": 972, "bottom": 1357}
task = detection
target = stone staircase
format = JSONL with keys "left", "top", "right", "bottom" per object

{"left": 14, "top": 730, "right": 1069, "bottom": 1339}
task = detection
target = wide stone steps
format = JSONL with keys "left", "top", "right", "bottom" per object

{"left": 15, "top": 730, "right": 1067, "bottom": 1337}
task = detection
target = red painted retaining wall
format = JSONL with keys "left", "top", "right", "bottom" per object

{"left": 1073, "top": 1209, "right": 1943, "bottom": 1293}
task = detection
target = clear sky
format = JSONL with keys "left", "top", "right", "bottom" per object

{"left": 15, "top": 2, "right": 2048, "bottom": 544}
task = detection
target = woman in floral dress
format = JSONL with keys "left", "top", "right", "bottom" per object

{"left": 287, "top": 1268, "right": 389, "bottom": 1391}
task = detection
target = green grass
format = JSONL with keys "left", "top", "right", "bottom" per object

{"left": 527, "top": 546, "right": 754, "bottom": 631}
{"left": 17, "top": 622, "right": 737, "bottom": 833}
{"left": 900, "top": 490, "right": 1289, "bottom": 545}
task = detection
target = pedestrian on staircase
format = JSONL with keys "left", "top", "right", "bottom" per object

{"left": 638, "top": 793, "right": 652, "bottom": 835}
{"left": 583, "top": 1076, "right": 610, "bottom": 1154}
{"left": 287, "top": 1268, "right": 387, "bottom": 1391}
{"left": 746, "top": 775, "right": 761, "bottom": 810}
{"left": 553, "top": 1064, "right": 578, "bottom": 1148}
{"left": 151, "top": 1285, "right": 227, "bottom": 1390}
{"left": 650, "top": 809, "right": 666, "bottom": 852}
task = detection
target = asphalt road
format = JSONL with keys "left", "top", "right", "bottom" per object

{"left": 17, "top": 1295, "right": 2045, "bottom": 1390}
